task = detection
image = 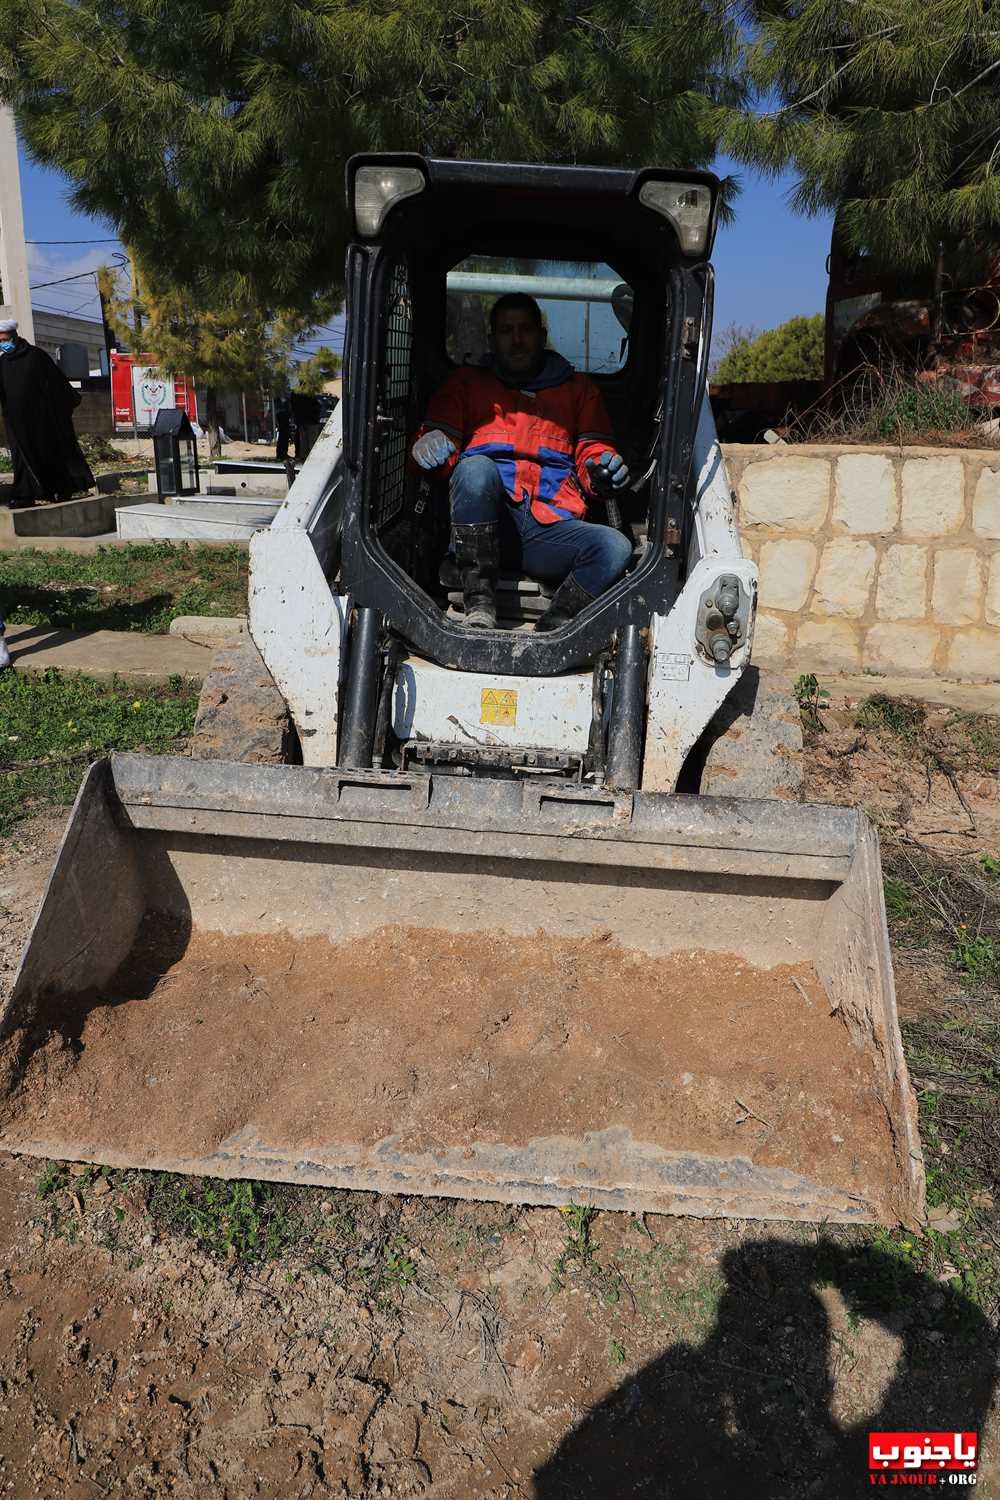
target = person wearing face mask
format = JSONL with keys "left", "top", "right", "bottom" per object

{"left": 411, "top": 294, "right": 632, "bottom": 631}
{"left": 0, "top": 318, "right": 95, "bottom": 511}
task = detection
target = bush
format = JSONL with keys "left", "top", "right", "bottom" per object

{"left": 714, "top": 314, "right": 824, "bottom": 383}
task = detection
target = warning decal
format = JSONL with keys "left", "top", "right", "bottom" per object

{"left": 480, "top": 688, "right": 518, "bottom": 726}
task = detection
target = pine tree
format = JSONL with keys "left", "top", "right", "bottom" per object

{"left": 0, "top": 0, "right": 743, "bottom": 321}
{"left": 712, "top": 313, "right": 824, "bottom": 383}
{"left": 97, "top": 258, "right": 340, "bottom": 454}
{"left": 726, "top": 1, "right": 1000, "bottom": 276}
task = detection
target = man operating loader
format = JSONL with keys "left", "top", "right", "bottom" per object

{"left": 412, "top": 294, "right": 632, "bottom": 631}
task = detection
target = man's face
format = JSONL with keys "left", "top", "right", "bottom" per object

{"left": 491, "top": 308, "right": 545, "bottom": 379}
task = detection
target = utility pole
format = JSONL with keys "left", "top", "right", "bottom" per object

{"left": 0, "top": 106, "right": 36, "bottom": 343}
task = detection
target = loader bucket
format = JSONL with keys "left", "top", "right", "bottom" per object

{"left": 0, "top": 755, "right": 923, "bottom": 1225}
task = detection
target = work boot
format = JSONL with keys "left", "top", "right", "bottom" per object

{"left": 534, "top": 573, "right": 595, "bottom": 633}
{"left": 452, "top": 522, "right": 499, "bottom": 629}
{"left": 438, "top": 553, "right": 462, "bottom": 591}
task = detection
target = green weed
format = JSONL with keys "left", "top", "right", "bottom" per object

{"left": 0, "top": 668, "right": 196, "bottom": 836}
{"left": 978, "top": 853, "right": 1000, "bottom": 882}
{"left": 870, "top": 381, "right": 973, "bottom": 441}
{"left": 35, "top": 1162, "right": 68, "bottom": 1198}
{"left": 146, "top": 1175, "right": 311, "bottom": 1264}
{"left": 951, "top": 931, "right": 1000, "bottom": 983}
{"left": 608, "top": 1338, "right": 626, "bottom": 1367}
{"left": 793, "top": 672, "right": 829, "bottom": 732}
{"left": 550, "top": 1203, "right": 622, "bottom": 1305}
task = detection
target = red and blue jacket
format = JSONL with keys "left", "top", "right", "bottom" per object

{"left": 417, "top": 352, "right": 620, "bottom": 524}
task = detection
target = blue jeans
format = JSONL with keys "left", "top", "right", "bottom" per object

{"left": 450, "top": 455, "right": 632, "bottom": 596}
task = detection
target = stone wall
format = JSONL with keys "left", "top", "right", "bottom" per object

{"left": 725, "top": 443, "right": 1000, "bottom": 682}
{"left": 73, "top": 391, "right": 114, "bottom": 438}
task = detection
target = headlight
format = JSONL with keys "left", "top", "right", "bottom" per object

{"left": 354, "top": 166, "right": 425, "bottom": 237}
{"left": 638, "top": 180, "right": 714, "bottom": 256}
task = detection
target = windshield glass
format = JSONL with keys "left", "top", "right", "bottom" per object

{"left": 446, "top": 255, "right": 631, "bottom": 373}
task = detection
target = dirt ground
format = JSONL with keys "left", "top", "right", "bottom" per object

{"left": 0, "top": 700, "right": 998, "bottom": 1496}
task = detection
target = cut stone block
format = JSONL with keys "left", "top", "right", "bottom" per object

{"left": 945, "top": 629, "right": 1000, "bottom": 680}
{"left": 192, "top": 637, "right": 293, "bottom": 763}
{"left": 752, "top": 610, "right": 790, "bottom": 661}
{"left": 931, "top": 549, "right": 985, "bottom": 625}
{"left": 758, "top": 539, "right": 818, "bottom": 612}
{"left": 899, "top": 457, "right": 965, "bottom": 538}
{"left": 865, "top": 623, "right": 940, "bottom": 673}
{"left": 972, "top": 465, "right": 1000, "bottom": 540}
{"left": 833, "top": 454, "right": 898, "bottom": 534}
{"left": 812, "top": 539, "right": 877, "bottom": 618}
{"left": 740, "top": 456, "right": 830, "bottom": 530}
{"left": 876, "top": 546, "right": 928, "bottom": 622}
{"left": 795, "top": 619, "right": 862, "bottom": 672}
{"left": 987, "top": 556, "right": 1000, "bottom": 628}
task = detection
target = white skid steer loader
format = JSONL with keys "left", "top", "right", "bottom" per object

{"left": 1, "top": 156, "right": 923, "bottom": 1225}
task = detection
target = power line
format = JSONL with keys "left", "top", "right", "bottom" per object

{"left": 27, "top": 237, "right": 122, "bottom": 245}
{"left": 30, "top": 269, "right": 103, "bottom": 290}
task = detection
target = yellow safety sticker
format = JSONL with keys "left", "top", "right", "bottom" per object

{"left": 480, "top": 687, "right": 517, "bottom": 726}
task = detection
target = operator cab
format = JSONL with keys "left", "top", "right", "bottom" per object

{"left": 340, "top": 155, "right": 718, "bottom": 681}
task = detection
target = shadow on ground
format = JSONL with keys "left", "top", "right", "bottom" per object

{"left": 1, "top": 587, "right": 175, "bottom": 636}
{"left": 535, "top": 1238, "right": 997, "bottom": 1498}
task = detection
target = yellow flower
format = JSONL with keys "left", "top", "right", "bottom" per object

{"left": 131, "top": 700, "right": 142, "bottom": 711}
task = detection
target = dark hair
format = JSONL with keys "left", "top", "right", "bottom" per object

{"left": 489, "top": 293, "right": 544, "bottom": 332}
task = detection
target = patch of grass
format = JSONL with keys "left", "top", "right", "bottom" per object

{"left": 978, "top": 853, "right": 1000, "bottom": 882}
{"left": 0, "top": 542, "right": 248, "bottom": 634}
{"left": 951, "top": 931, "right": 1000, "bottom": 983}
{"left": 883, "top": 875, "right": 917, "bottom": 921}
{"left": 608, "top": 1338, "right": 626, "bottom": 1367}
{"left": 855, "top": 693, "right": 926, "bottom": 742}
{"left": 147, "top": 1174, "right": 313, "bottom": 1265}
{"left": 0, "top": 667, "right": 197, "bottom": 836}
{"left": 880, "top": 837, "right": 1000, "bottom": 977}
{"left": 869, "top": 380, "right": 973, "bottom": 442}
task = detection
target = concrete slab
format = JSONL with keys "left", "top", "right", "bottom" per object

{"left": 148, "top": 471, "right": 288, "bottom": 499}
{"left": 1, "top": 493, "right": 148, "bottom": 539}
{"left": 825, "top": 672, "right": 1000, "bottom": 717}
{"left": 4, "top": 623, "right": 213, "bottom": 684}
{"left": 117, "top": 500, "right": 278, "bottom": 540}
{"left": 0, "top": 532, "right": 248, "bottom": 554}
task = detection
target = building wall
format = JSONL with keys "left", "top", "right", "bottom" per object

{"left": 33, "top": 311, "right": 107, "bottom": 375}
{"left": 727, "top": 443, "right": 1000, "bottom": 682}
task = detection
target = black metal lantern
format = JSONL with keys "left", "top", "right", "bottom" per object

{"left": 152, "top": 408, "right": 200, "bottom": 499}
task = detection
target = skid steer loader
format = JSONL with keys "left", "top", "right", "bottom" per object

{"left": 1, "top": 156, "right": 923, "bottom": 1224}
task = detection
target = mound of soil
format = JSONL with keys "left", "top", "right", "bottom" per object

{"left": 0, "top": 922, "right": 896, "bottom": 1209}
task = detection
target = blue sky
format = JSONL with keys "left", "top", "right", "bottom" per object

{"left": 19, "top": 146, "right": 834, "bottom": 349}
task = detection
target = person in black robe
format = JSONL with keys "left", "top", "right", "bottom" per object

{"left": 0, "top": 319, "right": 95, "bottom": 509}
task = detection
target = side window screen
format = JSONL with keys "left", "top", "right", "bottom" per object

{"left": 446, "top": 256, "right": 632, "bottom": 373}
{"left": 372, "top": 257, "right": 412, "bottom": 531}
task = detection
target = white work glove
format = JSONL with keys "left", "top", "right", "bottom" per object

{"left": 412, "top": 429, "right": 456, "bottom": 470}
